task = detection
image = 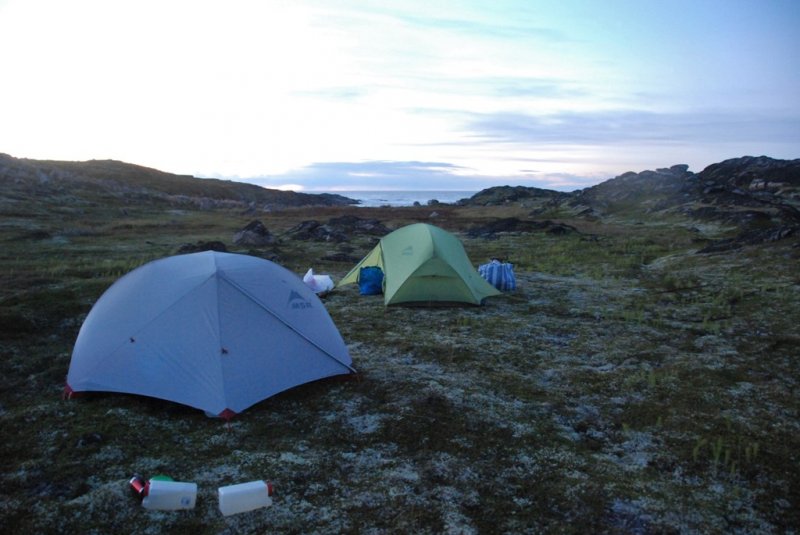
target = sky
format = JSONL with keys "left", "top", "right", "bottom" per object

{"left": 1, "top": 0, "right": 798, "bottom": 192}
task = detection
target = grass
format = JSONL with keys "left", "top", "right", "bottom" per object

{"left": 0, "top": 200, "right": 799, "bottom": 533}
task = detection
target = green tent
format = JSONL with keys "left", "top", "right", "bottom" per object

{"left": 338, "top": 223, "right": 501, "bottom": 306}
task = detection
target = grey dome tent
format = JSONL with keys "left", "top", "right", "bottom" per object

{"left": 65, "top": 251, "right": 355, "bottom": 419}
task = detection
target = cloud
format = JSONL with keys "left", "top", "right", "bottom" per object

{"left": 465, "top": 109, "right": 800, "bottom": 146}
{"left": 292, "top": 87, "right": 368, "bottom": 100}
{"left": 397, "top": 75, "right": 585, "bottom": 100}
{"left": 488, "top": 77, "right": 586, "bottom": 99}
{"left": 382, "top": 8, "right": 569, "bottom": 43}
{"left": 245, "top": 161, "right": 468, "bottom": 191}
{"left": 239, "top": 159, "right": 600, "bottom": 193}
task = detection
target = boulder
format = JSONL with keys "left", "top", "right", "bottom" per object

{"left": 287, "top": 220, "right": 347, "bottom": 242}
{"left": 467, "top": 217, "right": 578, "bottom": 239}
{"left": 288, "top": 216, "right": 389, "bottom": 242}
{"left": 177, "top": 241, "right": 228, "bottom": 254}
{"left": 325, "top": 215, "right": 389, "bottom": 236}
{"left": 233, "top": 220, "right": 276, "bottom": 246}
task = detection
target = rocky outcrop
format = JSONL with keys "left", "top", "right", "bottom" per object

{"left": 287, "top": 215, "right": 390, "bottom": 242}
{"left": 459, "top": 185, "right": 570, "bottom": 206}
{"left": 570, "top": 156, "right": 800, "bottom": 250}
{"left": 570, "top": 157, "right": 799, "bottom": 222}
{"left": 233, "top": 220, "right": 277, "bottom": 246}
{"left": 681, "top": 157, "right": 800, "bottom": 251}
{"left": 694, "top": 155, "right": 800, "bottom": 195}
{"left": 288, "top": 220, "right": 347, "bottom": 242}
{"left": 683, "top": 156, "right": 800, "bottom": 224}
{"left": 326, "top": 215, "right": 390, "bottom": 236}
{"left": 697, "top": 225, "right": 798, "bottom": 253}
{"left": 466, "top": 217, "right": 578, "bottom": 239}
{"left": 458, "top": 156, "right": 800, "bottom": 251}
{"left": 570, "top": 164, "right": 694, "bottom": 215}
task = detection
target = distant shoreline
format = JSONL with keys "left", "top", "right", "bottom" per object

{"left": 320, "top": 190, "right": 477, "bottom": 207}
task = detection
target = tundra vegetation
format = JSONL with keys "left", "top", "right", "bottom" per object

{"left": 0, "top": 155, "right": 798, "bottom": 533}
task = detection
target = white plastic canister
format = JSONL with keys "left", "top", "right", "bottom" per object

{"left": 142, "top": 480, "right": 198, "bottom": 510}
{"left": 218, "top": 480, "right": 273, "bottom": 516}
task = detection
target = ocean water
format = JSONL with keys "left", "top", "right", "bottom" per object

{"left": 330, "top": 190, "right": 477, "bottom": 207}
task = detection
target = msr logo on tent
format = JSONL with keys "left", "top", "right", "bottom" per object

{"left": 287, "top": 290, "right": 312, "bottom": 310}
{"left": 401, "top": 246, "right": 413, "bottom": 256}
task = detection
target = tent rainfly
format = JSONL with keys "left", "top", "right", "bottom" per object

{"left": 65, "top": 251, "right": 355, "bottom": 419}
{"left": 338, "top": 223, "right": 501, "bottom": 306}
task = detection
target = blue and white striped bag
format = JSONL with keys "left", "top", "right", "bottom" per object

{"left": 478, "top": 259, "right": 516, "bottom": 291}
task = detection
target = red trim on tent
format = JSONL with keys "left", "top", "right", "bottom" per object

{"left": 63, "top": 382, "right": 75, "bottom": 399}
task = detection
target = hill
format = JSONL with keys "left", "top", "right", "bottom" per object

{"left": 462, "top": 156, "right": 799, "bottom": 218}
{"left": 0, "top": 153, "right": 356, "bottom": 211}
{"left": 461, "top": 155, "right": 800, "bottom": 250}
{"left": 570, "top": 156, "right": 800, "bottom": 221}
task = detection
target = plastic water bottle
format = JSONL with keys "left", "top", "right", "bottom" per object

{"left": 141, "top": 480, "right": 197, "bottom": 510}
{"left": 218, "top": 480, "right": 274, "bottom": 516}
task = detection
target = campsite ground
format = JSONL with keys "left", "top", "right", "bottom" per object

{"left": 1, "top": 200, "right": 798, "bottom": 533}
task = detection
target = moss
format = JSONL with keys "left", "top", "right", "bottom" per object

{"left": 1, "top": 202, "right": 798, "bottom": 532}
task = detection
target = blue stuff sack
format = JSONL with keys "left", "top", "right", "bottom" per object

{"left": 478, "top": 259, "right": 516, "bottom": 291}
{"left": 358, "top": 266, "right": 384, "bottom": 295}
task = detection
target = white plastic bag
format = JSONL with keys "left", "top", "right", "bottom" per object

{"left": 303, "top": 268, "right": 334, "bottom": 294}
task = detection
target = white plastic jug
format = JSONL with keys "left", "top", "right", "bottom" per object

{"left": 142, "top": 480, "right": 197, "bottom": 510}
{"left": 218, "top": 480, "right": 273, "bottom": 516}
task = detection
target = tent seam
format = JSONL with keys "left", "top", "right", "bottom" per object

{"left": 218, "top": 273, "right": 356, "bottom": 374}
{"left": 213, "top": 253, "right": 229, "bottom": 412}
{"left": 76, "top": 271, "right": 219, "bottom": 383}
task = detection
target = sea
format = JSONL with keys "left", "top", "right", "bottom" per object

{"left": 325, "top": 190, "right": 478, "bottom": 208}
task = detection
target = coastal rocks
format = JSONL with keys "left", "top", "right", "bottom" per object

{"left": 570, "top": 164, "right": 693, "bottom": 214}
{"left": 288, "top": 216, "right": 389, "bottom": 242}
{"left": 288, "top": 220, "right": 347, "bottom": 242}
{"left": 466, "top": 217, "right": 578, "bottom": 239}
{"left": 695, "top": 155, "right": 800, "bottom": 195}
{"left": 676, "top": 158, "right": 800, "bottom": 251}
{"left": 564, "top": 157, "right": 800, "bottom": 253}
{"left": 459, "top": 185, "right": 569, "bottom": 206}
{"left": 686, "top": 207, "right": 773, "bottom": 227}
{"left": 680, "top": 157, "right": 800, "bottom": 218}
{"left": 328, "top": 215, "right": 389, "bottom": 236}
{"left": 697, "top": 225, "right": 799, "bottom": 253}
{"left": 415, "top": 199, "right": 442, "bottom": 207}
{"left": 233, "top": 220, "right": 276, "bottom": 246}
